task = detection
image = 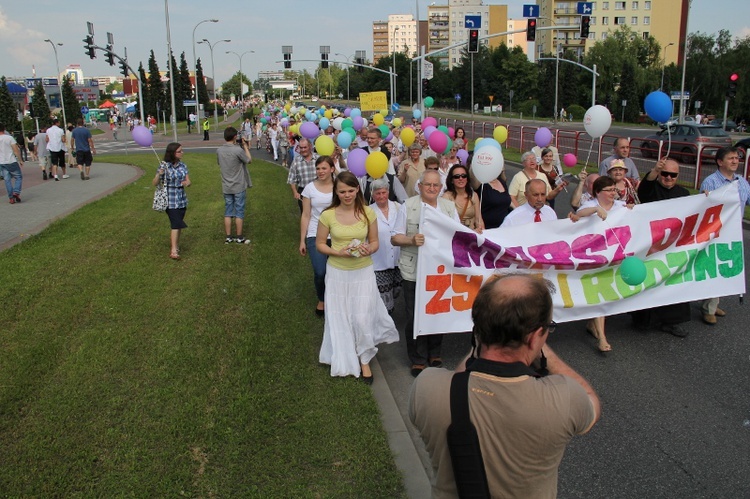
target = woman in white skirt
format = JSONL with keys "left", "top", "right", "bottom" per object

{"left": 316, "top": 171, "right": 399, "bottom": 384}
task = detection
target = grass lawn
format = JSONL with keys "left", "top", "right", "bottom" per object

{"left": 0, "top": 153, "right": 405, "bottom": 497}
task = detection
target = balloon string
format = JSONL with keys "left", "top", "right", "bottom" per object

{"left": 596, "top": 203, "right": 626, "bottom": 253}
{"left": 150, "top": 146, "right": 161, "bottom": 165}
{"left": 665, "top": 125, "right": 672, "bottom": 159}
{"left": 583, "top": 136, "right": 597, "bottom": 172}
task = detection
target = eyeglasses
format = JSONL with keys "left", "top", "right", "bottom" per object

{"left": 452, "top": 173, "right": 468, "bottom": 179}
{"left": 542, "top": 321, "right": 557, "bottom": 334}
{"left": 600, "top": 187, "right": 617, "bottom": 192}
{"left": 422, "top": 182, "right": 441, "bottom": 188}
{"left": 660, "top": 171, "right": 678, "bottom": 179}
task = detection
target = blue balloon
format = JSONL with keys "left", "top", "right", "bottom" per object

{"left": 319, "top": 117, "right": 330, "bottom": 130}
{"left": 337, "top": 132, "right": 353, "bottom": 149}
{"left": 413, "top": 109, "right": 422, "bottom": 119}
{"left": 475, "top": 138, "right": 502, "bottom": 151}
{"left": 391, "top": 102, "right": 400, "bottom": 112}
{"left": 644, "top": 91, "right": 672, "bottom": 123}
{"left": 305, "top": 111, "right": 314, "bottom": 121}
{"left": 350, "top": 108, "right": 362, "bottom": 118}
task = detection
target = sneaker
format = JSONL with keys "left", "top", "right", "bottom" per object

{"left": 85, "top": 176, "right": 90, "bottom": 180}
{"left": 235, "top": 236, "right": 250, "bottom": 244}
{"left": 54, "top": 176, "right": 59, "bottom": 181}
{"left": 660, "top": 324, "right": 688, "bottom": 338}
{"left": 62, "top": 174, "right": 70, "bottom": 179}
{"left": 12, "top": 193, "right": 21, "bottom": 203}
{"left": 81, "top": 171, "right": 85, "bottom": 180}
{"left": 225, "top": 236, "right": 233, "bottom": 244}
{"left": 43, "top": 171, "right": 48, "bottom": 180}
{"left": 8, "top": 197, "right": 15, "bottom": 204}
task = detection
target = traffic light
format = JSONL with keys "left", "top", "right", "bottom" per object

{"left": 83, "top": 35, "right": 95, "bottom": 59}
{"left": 105, "top": 44, "right": 115, "bottom": 66}
{"left": 120, "top": 60, "right": 129, "bottom": 78}
{"left": 468, "top": 29, "right": 479, "bottom": 53}
{"left": 356, "top": 57, "right": 364, "bottom": 73}
{"left": 526, "top": 19, "right": 537, "bottom": 42}
{"left": 283, "top": 53, "right": 291, "bottom": 69}
{"left": 321, "top": 53, "right": 328, "bottom": 69}
{"left": 579, "top": 16, "right": 591, "bottom": 39}
{"left": 727, "top": 72, "right": 739, "bottom": 99}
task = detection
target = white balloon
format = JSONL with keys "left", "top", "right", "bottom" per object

{"left": 472, "top": 145, "right": 504, "bottom": 183}
{"left": 332, "top": 117, "right": 344, "bottom": 131}
{"left": 290, "top": 106, "right": 298, "bottom": 114}
{"left": 583, "top": 105, "right": 612, "bottom": 139}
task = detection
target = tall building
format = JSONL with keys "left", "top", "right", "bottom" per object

{"left": 373, "top": 14, "right": 420, "bottom": 64}
{"left": 535, "top": 0, "right": 686, "bottom": 65}
{"left": 506, "top": 19, "right": 529, "bottom": 56}
{"left": 428, "top": 0, "right": 509, "bottom": 69}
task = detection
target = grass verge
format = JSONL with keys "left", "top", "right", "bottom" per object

{"left": 0, "top": 153, "right": 405, "bottom": 497}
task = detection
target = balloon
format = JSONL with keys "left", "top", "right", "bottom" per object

{"left": 290, "top": 106, "right": 298, "bottom": 114}
{"left": 347, "top": 148, "right": 368, "bottom": 177}
{"left": 385, "top": 132, "right": 394, "bottom": 142}
{"left": 619, "top": 256, "right": 647, "bottom": 286}
{"left": 305, "top": 111, "right": 314, "bottom": 121}
{"left": 424, "top": 96, "right": 434, "bottom": 108}
{"left": 300, "top": 121, "right": 320, "bottom": 139}
{"left": 412, "top": 109, "right": 422, "bottom": 120}
{"left": 493, "top": 125, "right": 508, "bottom": 144}
{"left": 342, "top": 127, "right": 357, "bottom": 140}
{"left": 365, "top": 151, "right": 389, "bottom": 178}
{"left": 350, "top": 108, "right": 361, "bottom": 117}
{"left": 644, "top": 91, "right": 672, "bottom": 123}
{"left": 332, "top": 117, "right": 344, "bottom": 130}
{"left": 344, "top": 107, "right": 352, "bottom": 117}
{"left": 392, "top": 117, "right": 402, "bottom": 127}
{"left": 351, "top": 115, "right": 364, "bottom": 130}
{"left": 337, "top": 132, "right": 353, "bottom": 149}
{"left": 401, "top": 127, "right": 416, "bottom": 147}
{"left": 373, "top": 113, "right": 384, "bottom": 126}
{"left": 260, "top": 118, "right": 267, "bottom": 124}
{"left": 380, "top": 109, "right": 388, "bottom": 117}
{"left": 280, "top": 118, "right": 289, "bottom": 128}
{"left": 448, "top": 127, "right": 455, "bottom": 139}
{"left": 456, "top": 149, "right": 469, "bottom": 166}
{"left": 319, "top": 117, "right": 330, "bottom": 130}
{"left": 437, "top": 125, "right": 449, "bottom": 135}
{"left": 472, "top": 145, "right": 505, "bottom": 183}
{"left": 324, "top": 109, "right": 333, "bottom": 119}
{"left": 378, "top": 124, "right": 390, "bottom": 139}
{"left": 422, "top": 117, "right": 437, "bottom": 129}
{"left": 315, "top": 135, "right": 335, "bottom": 156}
{"left": 423, "top": 125, "right": 437, "bottom": 139}
{"left": 563, "top": 153, "right": 577, "bottom": 167}
{"left": 583, "top": 105, "right": 612, "bottom": 139}
{"left": 131, "top": 125, "right": 152, "bottom": 147}
{"left": 534, "top": 127, "right": 553, "bottom": 148}
{"left": 442, "top": 138, "right": 453, "bottom": 155}
{"left": 342, "top": 118, "right": 353, "bottom": 130}
{"left": 475, "top": 138, "right": 501, "bottom": 151}
{"left": 428, "top": 130, "right": 448, "bottom": 153}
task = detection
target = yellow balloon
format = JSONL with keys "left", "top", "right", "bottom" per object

{"left": 324, "top": 110, "right": 333, "bottom": 119}
{"left": 320, "top": 105, "right": 326, "bottom": 110}
{"left": 493, "top": 126, "right": 508, "bottom": 144}
{"left": 392, "top": 118, "right": 402, "bottom": 127}
{"left": 284, "top": 103, "right": 291, "bottom": 111}
{"left": 372, "top": 113, "right": 384, "bottom": 126}
{"left": 365, "top": 151, "right": 389, "bottom": 179}
{"left": 315, "top": 135, "right": 335, "bottom": 156}
{"left": 401, "top": 127, "right": 416, "bottom": 147}
{"left": 474, "top": 137, "right": 484, "bottom": 147}
{"left": 380, "top": 109, "right": 388, "bottom": 116}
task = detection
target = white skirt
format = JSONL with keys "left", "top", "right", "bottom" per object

{"left": 319, "top": 263, "right": 400, "bottom": 377}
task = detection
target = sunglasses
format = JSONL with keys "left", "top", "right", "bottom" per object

{"left": 660, "top": 171, "right": 678, "bottom": 178}
{"left": 452, "top": 173, "right": 468, "bottom": 179}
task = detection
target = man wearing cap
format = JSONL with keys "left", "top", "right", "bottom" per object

{"left": 598, "top": 137, "right": 640, "bottom": 182}
{"left": 397, "top": 144, "right": 426, "bottom": 197}
{"left": 501, "top": 179, "right": 557, "bottom": 227}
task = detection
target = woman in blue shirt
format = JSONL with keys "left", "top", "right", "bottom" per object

{"left": 153, "top": 142, "right": 191, "bottom": 260}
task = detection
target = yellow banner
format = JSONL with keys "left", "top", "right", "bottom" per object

{"left": 359, "top": 91, "right": 388, "bottom": 111}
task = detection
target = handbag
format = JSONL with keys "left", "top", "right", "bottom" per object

{"left": 153, "top": 166, "right": 168, "bottom": 212}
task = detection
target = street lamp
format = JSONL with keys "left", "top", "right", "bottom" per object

{"left": 198, "top": 38, "right": 231, "bottom": 131}
{"left": 392, "top": 25, "right": 400, "bottom": 108}
{"left": 335, "top": 52, "right": 353, "bottom": 101}
{"left": 192, "top": 19, "right": 218, "bottom": 122}
{"left": 44, "top": 39, "right": 67, "bottom": 128}
{"left": 226, "top": 50, "right": 254, "bottom": 103}
{"left": 660, "top": 42, "right": 675, "bottom": 92}
{"left": 164, "top": 0, "right": 178, "bottom": 141}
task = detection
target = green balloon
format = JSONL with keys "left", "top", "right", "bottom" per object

{"left": 424, "top": 96, "right": 434, "bottom": 108}
{"left": 342, "top": 118, "right": 353, "bottom": 129}
{"left": 438, "top": 125, "right": 449, "bottom": 135}
{"left": 442, "top": 138, "right": 453, "bottom": 155}
{"left": 378, "top": 124, "right": 390, "bottom": 139}
{"left": 619, "top": 257, "right": 647, "bottom": 286}
{"left": 260, "top": 118, "right": 267, "bottom": 124}
{"left": 343, "top": 127, "right": 357, "bottom": 139}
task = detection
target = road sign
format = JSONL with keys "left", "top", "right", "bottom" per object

{"left": 81, "top": 106, "right": 89, "bottom": 114}
{"left": 455, "top": 93, "right": 461, "bottom": 101}
{"left": 423, "top": 61, "right": 434, "bottom": 80}
{"left": 182, "top": 100, "right": 196, "bottom": 107}
{"left": 465, "top": 15, "right": 481, "bottom": 28}
{"left": 523, "top": 5, "right": 540, "bottom": 18}
{"left": 577, "top": 2, "right": 593, "bottom": 15}
{"left": 670, "top": 91, "right": 690, "bottom": 101}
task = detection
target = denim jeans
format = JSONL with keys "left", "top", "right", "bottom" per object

{"left": 306, "top": 236, "right": 328, "bottom": 302}
{"left": 1, "top": 162, "right": 22, "bottom": 197}
{"left": 223, "top": 191, "right": 247, "bottom": 219}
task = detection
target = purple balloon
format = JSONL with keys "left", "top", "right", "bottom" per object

{"left": 423, "top": 125, "right": 437, "bottom": 139}
{"left": 347, "top": 148, "right": 368, "bottom": 177}
{"left": 534, "top": 127, "right": 552, "bottom": 148}
{"left": 352, "top": 115, "right": 364, "bottom": 131}
{"left": 456, "top": 149, "right": 469, "bottom": 165}
{"left": 385, "top": 132, "right": 393, "bottom": 142}
{"left": 132, "top": 125, "right": 152, "bottom": 147}
{"left": 280, "top": 118, "right": 289, "bottom": 128}
{"left": 344, "top": 107, "right": 352, "bottom": 117}
{"left": 300, "top": 121, "right": 320, "bottom": 140}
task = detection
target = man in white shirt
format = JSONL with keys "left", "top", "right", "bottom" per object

{"left": 46, "top": 118, "right": 67, "bottom": 181}
{"left": 502, "top": 179, "right": 557, "bottom": 227}
{"left": 0, "top": 122, "right": 24, "bottom": 203}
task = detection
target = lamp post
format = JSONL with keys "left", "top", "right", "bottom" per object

{"left": 678, "top": 0, "right": 692, "bottom": 124}
{"left": 192, "top": 19, "right": 218, "bottom": 122}
{"left": 226, "top": 50, "right": 254, "bottom": 103}
{"left": 164, "top": 0, "right": 178, "bottom": 141}
{"left": 392, "top": 25, "right": 400, "bottom": 108}
{"left": 660, "top": 42, "right": 675, "bottom": 92}
{"left": 198, "top": 38, "right": 230, "bottom": 131}
{"left": 335, "top": 52, "right": 352, "bottom": 101}
{"left": 44, "top": 39, "right": 67, "bottom": 128}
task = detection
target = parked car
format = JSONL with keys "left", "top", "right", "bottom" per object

{"left": 639, "top": 124, "right": 732, "bottom": 163}
{"left": 734, "top": 137, "right": 750, "bottom": 160}
{"left": 659, "top": 116, "right": 695, "bottom": 129}
{"left": 709, "top": 118, "right": 738, "bottom": 132}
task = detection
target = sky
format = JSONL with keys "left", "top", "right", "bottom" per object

{"left": 1, "top": 0, "right": 748, "bottom": 86}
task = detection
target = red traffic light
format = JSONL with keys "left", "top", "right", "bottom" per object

{"left": 730, "top": 73, "right": 739, "bottom": 82}
{"left": 529, "top": 20, "right": 536, "bottom": 27}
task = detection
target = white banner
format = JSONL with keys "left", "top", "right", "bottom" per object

{"left": 414, "top": 183, "right": 746, "bottom": 336}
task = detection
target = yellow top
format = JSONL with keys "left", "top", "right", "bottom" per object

{"left": 319, "top": 206, "right": 376, "bottom": 270}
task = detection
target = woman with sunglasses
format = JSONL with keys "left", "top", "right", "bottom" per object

{"left": 569, "top": 176, "right": 634, "bottom": 353}
{"left": 442, "top": 164, "right": 484, "bottom": 232}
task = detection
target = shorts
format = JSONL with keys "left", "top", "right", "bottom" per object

{"left": 49, "top": 150, "right": 66, "bottom": 167}
{"left": 166, "top": 208, "right": 188, "bottom": 229}
{"left": 223, "top": 191, "right": 247, "bottom": 219}
{"left": 76, "top": 151, "right": 93, "bottom": 166}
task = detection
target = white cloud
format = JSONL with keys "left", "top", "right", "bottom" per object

{"left": 0, "top": 6, "right": 53, "bottom": 76}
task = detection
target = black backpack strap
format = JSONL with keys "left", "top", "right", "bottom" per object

{"left": 447, "top": 371, "right": 491, "bottom": 499}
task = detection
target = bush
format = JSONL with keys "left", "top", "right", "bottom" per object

{"left": 517, "top": 99, "right": 541, "bottom": 118}
{"left": 567, "top": 104, "right": 586, "bottom": 121}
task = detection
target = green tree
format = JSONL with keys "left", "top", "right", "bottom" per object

{"left": 195, "top": 58, "right": 210, "bottom": 116}
{"left": 146, "top": 50, "right": 164, "bottom": 119}
{"left": 0, "top": 76, "right": 20, "bottom": 130}
{"left": 221, "top": 72, "right": 252, "bottom": 100}
{"left": 617, "top": 61, "right": 640, "bottom": 122}
{"left": 178, "top": 52, "right": 193, "bottom": 104}
{"left": 61, "top": 75, "right": 81, "bottom": 126}
{"left": 31, "top": 82, "right": 52, "bottom": 128}
{"left": 166, "top": 50, "right": 187, "bottom": 121}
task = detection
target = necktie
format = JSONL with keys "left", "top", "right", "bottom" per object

{"left": 534, "top": 210, "right": 542, "bottom": 223}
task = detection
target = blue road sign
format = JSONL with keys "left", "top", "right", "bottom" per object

{"left": 81, "top": 106, "right": 89, "bottom": 114}
{"left": 465, "top": 15, "right": 481, "bottom": 28}
{"left": 523, "top": 5, "right": 540, "bottom": 18}
{"left": 577, "top": 2, "right": 593, "bottom": 15}
{"left": 455, "top": 93, "right": 461, "bottom": 101}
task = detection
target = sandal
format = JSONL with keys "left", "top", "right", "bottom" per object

{"left": 169, "top": 251, "right": 180, "bottom": 260}
{"left": 586, "top": 324, "right": 611, "bottom": 352}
